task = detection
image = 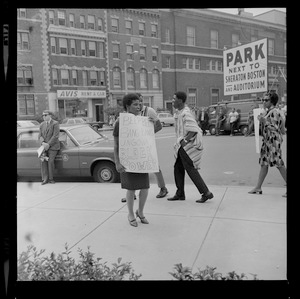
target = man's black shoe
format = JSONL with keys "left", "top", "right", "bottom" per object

{"left": 41, "top": 180, "right": 48, "bottom": 185}
{"left": 167, "top": 195, "right": 185, "bottom": 201}
{"left": 196, "top": 192, "right": 214, "bottom": 203}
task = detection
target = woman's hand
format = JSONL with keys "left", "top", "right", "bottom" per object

{"left": 116, "top": 162, "right": 126, "bottom": 173}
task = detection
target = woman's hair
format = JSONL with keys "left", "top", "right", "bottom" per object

{"left": 268, "top": 92, "right": 279, "bottom": 106}
{"left": 174, "top": 91, "right": 187, "bottom": 103}
{"left": 123, "top": 93, "right": 140, "bottom": 110}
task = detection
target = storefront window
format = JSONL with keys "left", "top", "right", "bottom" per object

{"left": 59, "top": 99, "right": 88, "bottom": 119}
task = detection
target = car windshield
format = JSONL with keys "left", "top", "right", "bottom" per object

{"left": 68, "top": 126, "right": 104, "bottom": 145}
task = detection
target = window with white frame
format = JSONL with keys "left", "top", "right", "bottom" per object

{"left": 165, "top": 28, "right": 170, "bottom": 43}
{"left": 99, "top": 71, "right": 105, "bottom": 86}
{"left": 166, "top": 56, "right": 171, "bottom": 68}
{"left": 72, "top": 70, "right": 77, "bottom": 85}
{"left": 58, "top": 11, "right": 66, "bottom": 26}
{"left": 140, "top": 69, "right": 147, "bottom": 88}
{"left": 151, "top": 24, "right": 158, "bottom": 38}
{"left": 81, "top": 41, "right": 86, "bottom": 56}
{"left": 99, "top": 42, "right": 104, "bottom": 58}
{"left": 17, "top": 66, "right": 33, "bottom": 85}
{"left": 80, "top": 15, "right": 85, "bottom": 29}
{"left": 152, "top": 70, "right": 159, "bottom": 88}
{"left": 52, "top": 68, "right": 58, "bottom": 85}
{"left": 82, "top": 70, "right": 87, "bottom": 86}
{"left": 127, "top": 45, "right": 134, "bottom": 60}
{"left": 112, "top": 44, "right": 119, "bottom": 59}
{"left": 140, "top": 46, "right": 146, "bottom": 60}
{"left": 232, "top": 33, "right": 239, "bottom": 47}
{"left": 49, "top": 10, "right": 54, "bottom": 24}
{"left": 139, "top": 22, "right": 145, "bottom": 36}
{"left": 152, "top": 48, "right": 158, "bottom": 62}
{"left": 268, "top": 39, "right": 275, "bottom": 55}
{"left": 187, "top": 26, "right": 195, "bottom": 46}
{"left": 70, "top": 39, "right": 76, "bottom": 55}
{"left": 127, "top": 68, "right": 135, "bottom": 88}
{"left": 17, "top": 32, "right": 30, "bottom": 50}
{"left": 111, "top": 18, "right": 119, "bottom": 32}
{"left": 113, "top": 67, "right": 121, "bottom": 87}
{"left": 69, "top": 14, "right": 75, "bottom": 27}
{"left": 98, "top": 18, "right": 103, "bottom": 31}
{"left": 18, "top": 94, "right": 35, "bottom": 115}
{"left": 90, "top": 71, "right": 97, "bottom": 85}
{"left": 59, "top": 38, "right": 68, "bottom": 54}
{"left": 50, "top": 37, "right": 56, "bottom": 54}
{"left": 187, "top": 88, "right": 197, "bottom": 107}
{"left": 210, "top": 30, "right": 218, "bottom": 49}
{"left": 88, "top": 15, "right": 95, "bottom": 30}
{"left": 183, "top": 58, "right": 200, "bottom": 70}
{"left": 88, "top": 41, "right": 96, "bottom": 57}
{"left": 207, "top": 60, "right": 222, "bottom": 71}
{"left": 61, "top": 69, "right": 69, "bottom": 85}
{"left": 125, "top": 20, "right": 132, "bottom": 34}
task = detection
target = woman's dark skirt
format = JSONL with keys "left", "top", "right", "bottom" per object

{"left": 121, "top": 172, "right": 149, "bottom": 190}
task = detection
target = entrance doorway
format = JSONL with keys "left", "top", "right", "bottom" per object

{"left": 95, "top": 104, "right": 104, "bottom": 122}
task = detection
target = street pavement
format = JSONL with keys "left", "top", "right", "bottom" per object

{"left": 17, "top": 181, "right": 286, "bottom": 280}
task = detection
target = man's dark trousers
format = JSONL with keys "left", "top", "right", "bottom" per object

{"left": 41, "top": 149, "right": 58, "bottom": 181}
{"left": 174, "top": 146, "right": 209, "bottom": 198}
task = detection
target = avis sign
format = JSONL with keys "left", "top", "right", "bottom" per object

{"left": 223, "top": 38, "right": 268, "bottom": 96}
{"left": 119, "top": 113, "right": 159, "bottom": 173}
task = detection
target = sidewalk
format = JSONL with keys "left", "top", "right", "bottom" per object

{"left": 17, "top": 182, "right": 286, "bottom": 280}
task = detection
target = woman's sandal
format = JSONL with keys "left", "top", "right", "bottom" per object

{"left": 128, "top": 215, "right": 138, "bottom": 227}
{"left": 135, "top": 210, "right": 149, "bottom": 224}
{"left": 248, "top": 189, "right": 263, "bottom": 195}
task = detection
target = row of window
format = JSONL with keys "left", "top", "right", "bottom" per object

{"left": 50, "top": 37, "right": 105, "bottom": 58}
{"left": 112, "top": 67, "right": 160, "bottom": 89}
{"left": 165, "top": 27, "right": 285, "bottom": 56}
{"left": 48, "top": 10, "right": 159, "bottom": 38}
{"left": 49, "top": 10, "right": 104, "bottom": 31}
{"left": 52, "top": 69, "right": 105, "bottom": 87}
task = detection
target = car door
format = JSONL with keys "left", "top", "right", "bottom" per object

{"left": 17, "top": 131, "right": 41, "bottom": 176}
{"left": 55, "top": 131, "right": 81, "bottom": 176}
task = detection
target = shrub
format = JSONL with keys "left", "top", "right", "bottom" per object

{"left": 169, "top": 263, "right": 259, "bottom": 280}
{"left": 17, "top": 244, "right": 142, "bottom": 281}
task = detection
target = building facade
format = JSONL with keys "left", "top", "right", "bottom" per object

{"left": 106, "top": 9, "right": 163, "bottom": 109}
{"left": 17, "top": 8, "right": 286, "bottom": 120}
{"left": 160, "top": 9, "right": 286, "bottom": 110}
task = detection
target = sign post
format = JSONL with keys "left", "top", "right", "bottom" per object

{"left": 119, "top": 113, "right": 159, "bottom": 173}
{"left": 223, "top": 38, "right": 268, "bottom": 96}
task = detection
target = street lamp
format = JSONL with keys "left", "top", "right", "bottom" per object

{"left": 124, "top": 50, "right": 139, "bottom": 94}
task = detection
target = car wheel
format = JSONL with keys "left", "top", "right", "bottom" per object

{"left": 209, "top": 125, "right": 216, "bottom": 135}
{"left": 93, "top": 161, "right": 119, "bottom": 183}
{"left": 92, "top": 125, "right": 99, "bottom": 131}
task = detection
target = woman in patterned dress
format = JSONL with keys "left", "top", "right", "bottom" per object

{"left": 249, "top": 92, "right": 287, "bottom": 196}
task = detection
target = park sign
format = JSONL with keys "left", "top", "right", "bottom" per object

{"left": 119, "top": 113, "right": 159, "bottom": 173}
{"left": 223, "top": 38, "right": 268, "bottom": 96}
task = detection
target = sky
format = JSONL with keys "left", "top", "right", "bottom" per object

{"left": 210, "top": 8, "right": 286, "bottom": 16}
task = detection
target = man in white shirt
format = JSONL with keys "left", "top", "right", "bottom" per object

{"left": 228, "top": 107, "right": 239, "bottom": 136}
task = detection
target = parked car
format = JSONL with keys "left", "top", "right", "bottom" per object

{"left": 17, "top": 120, "right": 40, "bottom": 127}
{"left": 61, "top": 117, "right": 104, "bottom": 130}
{"left": 206, "top": 98, "right": 263, "bottom": 135}
{"left": 17, "top": 124, "right": 120, "bottom": 183}
{"left": 157, "top": 112, "right": 175, "bottom": 126}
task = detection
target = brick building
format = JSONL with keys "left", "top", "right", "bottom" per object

{"left": 17, "top": 8, "right": 286, "bottom": 120}
{"left": 106, "top": 9, "right": 163, "bottom": 109}
{"left": 160, "top": 9, "right": 286, "bottom": 110}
